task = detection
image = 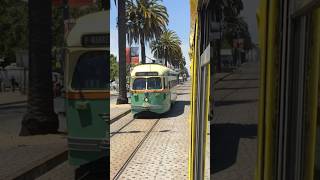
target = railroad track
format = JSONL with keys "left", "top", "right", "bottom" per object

{"left": 110, "top": 109, "right": 131, "bottom": 124}
{"left": 112, "top": 118, "right": 160, "bottom": 180}
{"left": 110, "top": 116, "right": 136, "bottom": 138}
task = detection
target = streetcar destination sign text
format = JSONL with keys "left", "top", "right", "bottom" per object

{"left": 81, "top": 34, "right": 109, "bottom": 47}
{"left": 135, "top": 72, "right": 159, "bottom": 76}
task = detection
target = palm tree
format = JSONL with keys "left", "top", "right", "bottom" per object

{"left": 20, "top": 0, "right": 59, "bottom": 136}
{"left": 126, "top": 0, "right": 168, "bottom": 64}
{"left": 150, "top": 29, "right": 182, "bottom": 67}
{"left": 116, "top": 0, "right": 128, "bottom": 104}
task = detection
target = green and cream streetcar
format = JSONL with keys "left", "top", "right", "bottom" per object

{"left": 130, "top": 64, "right": 179, "bottom": 116}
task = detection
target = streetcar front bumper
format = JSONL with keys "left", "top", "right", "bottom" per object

{"left": 131, "top": 103, "right": 165, "bottom": 114}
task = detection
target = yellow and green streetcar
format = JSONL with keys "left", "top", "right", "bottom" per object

{"left": 130, "top": 64, "right": 179, "bottom": 116}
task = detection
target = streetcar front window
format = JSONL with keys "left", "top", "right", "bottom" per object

{"left": 147, "top": 77, "right": 162, "bottom": 90}
{"left": 71, "top": 51, "right": 108, "bottom": 90}
{"left": 132, "top": 78, "right": 146, "bottom": 90}
{"left": 132, "top": 77, "right": 162, "bottom": 90}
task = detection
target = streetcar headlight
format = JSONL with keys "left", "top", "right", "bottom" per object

{"left": 144, "top": 97, "right": 148, "bottom": 102}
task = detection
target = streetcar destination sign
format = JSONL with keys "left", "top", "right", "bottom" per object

{"left": 135, "top": 72, "right": 159, "bottom": 76}
{"left": 81, "top": 34, "right": 109, "bottom": 47}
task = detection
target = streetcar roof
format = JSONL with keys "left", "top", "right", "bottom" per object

{"left": 130, "top": 64, "right": 177, "bottom": 77}
{"left": 67, "top": 10, "right": 109, "bottom": 48}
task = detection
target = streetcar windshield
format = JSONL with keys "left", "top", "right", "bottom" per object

{"left": 132, "top": 78, "right": 146, "bottom": 90}
{"left": 147, "top": 77, "right": 162, "bottom": 90}
{"left": 71, "top": 51, "right": 109, "bottom": 90}
{"left": 132, "top": 77, "right": 162, "bottom": 90}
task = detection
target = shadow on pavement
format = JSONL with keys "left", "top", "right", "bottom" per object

{"left": 211, "top": 123, "right": 257, "bottom": 174}
{"left": 75, "top": 156, "right": 108, "bottom": 180}
{"left": 111, "top": 130, "right": 143, "bottom": 135}
{"left": 135, "top": 101, "right": 190, "bottom": 119}
{"left": 164, "top": 100, "right": 190, "bottom": 118}
{"left": 176, "top": 93, "right": 190, "bottom": 96}
{"left": 215, "top": 99, "right": 258, "bottom": 107}
{"left": 221, "top": 78, "right": 259, "bottom": 81}
{"left": 215, "top": 86, "right": 259, "bottom": 91}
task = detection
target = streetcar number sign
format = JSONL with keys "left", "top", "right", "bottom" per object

{"left": 82, "top": 34, "right": 109, "bottom": 47}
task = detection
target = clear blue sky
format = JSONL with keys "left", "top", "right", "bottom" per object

{"left": 110, "top": 0, "right": 190, "bottom": 70}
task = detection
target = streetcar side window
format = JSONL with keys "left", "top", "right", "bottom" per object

{"left": 132, "top": 78, "right": 146, "bottom": 90}
{"left": 163, "top": 78, "right": 167, "bottom": 89}
{"left": 71, "top": 51, "right": 108, "bottom": 90}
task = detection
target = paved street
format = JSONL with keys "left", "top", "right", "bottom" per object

{"left": 211, "top": 61, "right": 259, "bottom": 180}
{"left": 110, "top": 81, "right": 210, "bottom": 179}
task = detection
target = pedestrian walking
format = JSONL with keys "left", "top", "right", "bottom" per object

{"left": 0, "top": 77, "right": 2, "bottom": 93}
{"left": 11, "top": 77, "right": 15, "bottom": 92}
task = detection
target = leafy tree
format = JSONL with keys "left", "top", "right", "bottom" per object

{"left": 52, "top": 3, "right": 103, "bottom": 48}
{"left": 110, "top": 54, "right": 118, "bottom": 81}
{"left": 0, "top": 0, "right": 28, "bottom": 66}
{"left": 126, "top": 0, "right": 168, "bottom": 64}
{"left": 223, "top": 16, "right": 252, "bottom": 50}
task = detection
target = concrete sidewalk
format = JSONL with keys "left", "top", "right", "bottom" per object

{"left": 0, "top": 97, "right": 67, "bottom": 179}
{"left": 110, "top": 95, "right": 131, "bottom": 122}
{"left": 0, "top": 91, "right": 27, "bottom": 106}
{"left": 0, "top": 134, "right": 67, "bottom": 180}
{"left": 211, "top": 61, "right": 259, "bottom": 180}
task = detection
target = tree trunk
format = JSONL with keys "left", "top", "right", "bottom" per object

{"left": 20, "top": 0, "right": 58, "bottom": 136}
{"left": 116, "top": 0, "right": 128, "bottom": 104}
{"left": 140, "top": 36, "right": 146, "bottom": 64}
{"left": 164, "top": 51, "right": 168, "bottom": 67}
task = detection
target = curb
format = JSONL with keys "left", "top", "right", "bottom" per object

{"left": 0, "top": 100, "right": 27, "bottom": 107}
{"left": 214, "top": 72, "right": 234, "bottom": 84}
